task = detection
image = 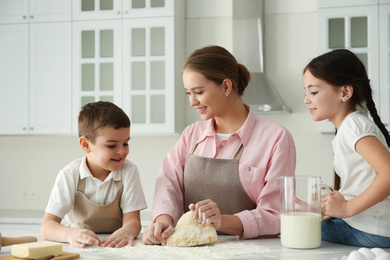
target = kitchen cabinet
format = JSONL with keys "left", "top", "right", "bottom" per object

{"left": 72, "top": 0, "right": 174, "bottom": 20}
{"left": 0, "top": 1, "right": 71, "bottom": 135}
{"left": 72, "top": 19, "right": 122, "bottom": 122}
{"left": 72, "top": 0, "right": 185, "bottom": 134}
{"left": 318, "top": 1, "right": 390, "bottom": 133}
{"left": 0, "top": 0, "right": 71, "bottom": 24}
{"left": 379, "top": 4, "right": 390, "bottom": 131}
{"left": 0, "top": 0, "right": 184, "bottom": 135}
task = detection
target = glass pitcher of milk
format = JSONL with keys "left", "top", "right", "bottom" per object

{"left": 278, "top": 175, "right": 331, "bottom": 249}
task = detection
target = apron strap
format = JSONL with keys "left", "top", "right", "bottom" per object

{"left": 77, "top": 176, "right": 86, "bottom": 193}
{"left": 233, "top": 144, "right": 244, "bottom": 160}
{"left": 190, "top": 143, "right": 198, "bottom": 154}
{"left": 114, "top": 179, "right": 124, "bottom": 191}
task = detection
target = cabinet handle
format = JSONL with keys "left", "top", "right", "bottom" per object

{"left": 30, "top": 127, "right": 34, "bottom": 131}
{"left": 30, "top": 15, "right": 34, "bottom": 19}
{"left": 23, "top": 127, "right": 27, "bottom": 131}
{"left": 23, "top": 15, "right": 27, "bottom": 19}
{"left": 116, "top": 11, "right": 121, "bottom": 15}
{"left": 123, "top": 11, "right": 128, "bottom": 15}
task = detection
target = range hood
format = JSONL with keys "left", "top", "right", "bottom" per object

{"left": 243, "top": 18, "right": 292, "bottom": 114}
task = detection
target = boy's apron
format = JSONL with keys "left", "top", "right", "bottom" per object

{"left": 184, "top": 143, "right": 256, "bottom": 216}
{"left": 72, "top": 177, "right": 123, "bottom": 233}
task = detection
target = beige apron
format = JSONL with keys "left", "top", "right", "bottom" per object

{"left": 184, "top": 143, "right": 256, "bottom": 216}
{"left": 72, "top": 177, "right": 123, "bottom": 233}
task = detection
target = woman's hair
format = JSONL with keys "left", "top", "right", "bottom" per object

{"left": 182, "top": 45, "right": 251, "bottom": 97}
{"left": 78, "top": 101, "right": 130, "bottom": 143}
{"left": 304, "top": 49, "right": 390, "bottom": 189}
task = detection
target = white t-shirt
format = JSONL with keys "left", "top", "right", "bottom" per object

{"left": 332, "top": 111, "right": 390, "bottom": 237}
{"left": 45, "top": 156, "right": 147, "bottom": 225}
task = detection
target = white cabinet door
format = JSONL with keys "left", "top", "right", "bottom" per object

{"left": 380, "top": 4, "right": 390, "bottom": 131}
{"left": 0, "top": 24, "right": 29, "bottom": 134}
{"left": 0, "top": 0, "right": 71, "bottom": 24}
{"left": 29, "top": 0, "right": 71, "bottom": 23}
{"left": 0, "top": 0, "right": 28, "bottom": 24}
{"left": 29, "top": 22, "right": 72, "bottom": 134}
{"left": 0, "top": 23, "right": 71, "bottom": 135}
{"left": 72, "top": 20, "right": 122, "bottom": 133}
{"left": 123, "top": 0, "right": 174, "bottom": 18}
{"left": 72, "top": 0, "right": 174, "bottom": 21}
{"left": 122, "top": 17, "right": 175, "bottom": 133}
{"left": 318, "top": 0, "right": 378, "bottom": 8}
{"left": 72, "top": 0, "right": 123, "bottom": 20}
{"left": 318, "top": 5, "right": 379, "bottom": 133}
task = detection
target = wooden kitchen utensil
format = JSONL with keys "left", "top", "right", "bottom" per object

{"left": 0, "top": 232, "right": 37, "bottom": 251}
{"left": 0, "top": 252, "right": 80, "bottom": 260}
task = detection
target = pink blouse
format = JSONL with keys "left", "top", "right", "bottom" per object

{"left": 151, "top": 107, "right": 296, "bottom": 238}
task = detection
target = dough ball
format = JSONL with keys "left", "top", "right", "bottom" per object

{"left": 166, "top": 211, "right": 217, "bottom": 247}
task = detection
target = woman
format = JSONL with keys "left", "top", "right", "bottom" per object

{"left": 142, "top": 46, "right": 296, "bottom": 245}
{"left": 304, "top": 49, "right": 390, "bottom": 247}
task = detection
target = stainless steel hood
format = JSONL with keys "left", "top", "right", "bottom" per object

{"left": 245, "top": 72, "right": 292, "bottom": 113}
{"left": 243, "top": 18, "right": 292, "bottom": 114}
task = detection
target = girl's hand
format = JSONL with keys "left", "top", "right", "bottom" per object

{"left": 189, "top": 199, "right": 222, "bottom": 230}
{"left": 101, "top": 227, "right": 135, "bottom": 248}
{"left": 67, "top": 228, "right": 100, "bottom": 248}
{"left": 142, "top": 222, "right": 175, "bottom": 246}
{"left": 322, "top": 190, "right": 350, "bottom": 218}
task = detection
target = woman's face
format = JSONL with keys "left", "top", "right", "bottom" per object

{"left": 303, "top": 70, "right": 343, "bottom": 122}
{"left": 183, "top": 70, "right": 227, "bottom": 121}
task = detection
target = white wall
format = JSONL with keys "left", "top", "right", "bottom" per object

{"left": 0, "top": 0, "right": 335, "bottom": 221}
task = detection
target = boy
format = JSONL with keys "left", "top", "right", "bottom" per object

{"left": 41, "top": 101, "right": 147, "bottom": 248}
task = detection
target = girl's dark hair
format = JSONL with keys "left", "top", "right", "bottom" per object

{"left": 304, "top": 49, "right": 390, "bottom": 189}
{"left": 182, "top": 45, "right": 251, "bottom": 97}
{"left": 78, "top": 101, "right": 130, "bottom": 143}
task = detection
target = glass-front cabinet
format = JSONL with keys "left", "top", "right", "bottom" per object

{"left": 318, "top": 0, "right": 389, "bottom": 132}
{"left": 72, "top": 0, "right": 174, "bottom": 20}
{"left": 72, "top": 0, "right": 185, "bottom": 134}
{"left": 0, "top": 0, "right": 184, "bottom": 135}
{"left": 72, "top": 20, "right": 122, "bottom": 111}
{"left": 122, "top": 18, "right": 175, "bottom": 133}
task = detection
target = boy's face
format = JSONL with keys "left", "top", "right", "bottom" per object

{"left": 84, "top": 126, "right": 130, "bottom": 178}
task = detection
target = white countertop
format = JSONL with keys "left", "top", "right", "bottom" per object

{"left": 0, "top": 223, "right": 383, "bottom": 260}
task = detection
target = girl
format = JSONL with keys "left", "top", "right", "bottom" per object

{"left": 303, "top": 49, "right": 390, "bottom": 247}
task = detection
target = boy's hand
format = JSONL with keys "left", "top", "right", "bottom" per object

{"left": 68, "top": 229, "right": 101, "bottom": 248}
{"left": 101, "top": 227, "right": 135, "bottom": 248}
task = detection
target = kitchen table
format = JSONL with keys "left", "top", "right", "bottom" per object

{"left": 0, "top": 223, "right": 382, "bottom": 260}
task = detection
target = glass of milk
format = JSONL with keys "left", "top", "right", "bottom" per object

{"left": 278, "top": 175, "right": 326, "bottom": 249}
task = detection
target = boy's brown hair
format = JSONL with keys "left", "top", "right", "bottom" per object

{"left": 78, "top": 101, "right": 130, "bottom": 143}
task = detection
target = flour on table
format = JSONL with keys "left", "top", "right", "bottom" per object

{"left": 79, "top": 239, "right": 271, "bottom": 260}
{"left": 166, "top": 210, "right": 217, "bottom": 247}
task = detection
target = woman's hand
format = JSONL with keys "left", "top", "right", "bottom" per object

{"left": 322, "top": 190, "right": 350, "bottom": 218}
{"left": 189, "top": 199, "right": 222, "bottom": 230}
{"left": 142, "top": 221, "right": 175, "bottom": 246}
{"left": 293, "top": 196, "right": 321, "bottom": 213}
{"left": 67, "top": 228, "right": 101, "bottom": 248}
